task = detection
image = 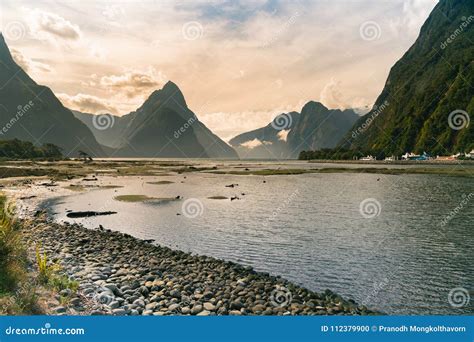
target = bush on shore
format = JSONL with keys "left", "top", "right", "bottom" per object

{"left": 0, "top": 195, "right": 39, "bottom": 314}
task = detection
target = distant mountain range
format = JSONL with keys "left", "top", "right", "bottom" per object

{"left": 0, "top": 33, "right": 104, "bottom": 157}
{"left": 342, "top": 0, "right": 474, "bottom": 155}
{"left": 229, "top": 103, "right": 358, "bottom": 159}
{"left": 229, "top": 112, "right": 300, "bottom": 159}
{"left": 73, "top": 82, "right": 237, "bottom": 158}
{"left": 1, "top": 0, "right": 472, "bottom": 160}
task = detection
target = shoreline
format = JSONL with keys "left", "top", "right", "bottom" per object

{"left": 4, "top": 176, "right": 380, "bottom": 316}
{"left": 21, "top": 215, "right": 379, "bottom": 316}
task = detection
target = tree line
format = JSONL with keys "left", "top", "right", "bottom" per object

{"left": 0, "top": 139, "right": 63, "bottom": 160}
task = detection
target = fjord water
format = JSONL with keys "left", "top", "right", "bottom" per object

{"left": 48, "top": 169, "right": 473, "bottom": 315}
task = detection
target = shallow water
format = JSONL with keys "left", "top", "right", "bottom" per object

{"left": 46, "top": 168, "right": 473, "bottom": 315}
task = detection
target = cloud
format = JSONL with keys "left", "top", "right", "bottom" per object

{"left": 319, "top": 78, "right": 348, "bottom": 110}
{"left": 57, "top": 93, "right": 119, "bottom": 114}
{"left": 26, "top": 8, "right": 82, "bottom": 43}
{"left": 102, "top": 4, "right": 126, "bottom": 21}
{"left": 388, "top": 0, "right": 437, "bottom": 38}
{"left": 241, "top": 138, "right": 273, "bottom": 149}
{"left": 198, "top": 105, "right": 302, "bottom": 141}
{"left": 277, "top": 129, "right": 290, "bottom": 142}
{"left": 100, "top": 67, "right": 166, "bottom": 98}
{"left": 10, "top": 48, "right": 53, "bottom": 73}
{"left": 319, "top": 78, "right": 371, "bottom": 113}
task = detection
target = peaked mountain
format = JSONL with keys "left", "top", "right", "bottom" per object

{"left": 229, "top": 112, "right": 300, "bottom": 159}
{"left": 229, "top": 103, "right": 358, "bottom": 159}
{"left": 74, "top": 82, "right": 238, "bottom": 158}
{"left": 287, "top": 102, "right": 358, "bottom": 157}
{"left": 0, "top": 33, "right": 104, "bottom": 157}
{"left": 343, "top": 0, "right": 474, "bottom": 155}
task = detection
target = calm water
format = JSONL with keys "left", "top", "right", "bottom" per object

{"left": 45, "top": 169, "right": 473, "bottom": 315}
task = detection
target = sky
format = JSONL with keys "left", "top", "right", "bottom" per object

{"left": 0, "top": 0, "right": 438, "bottom": 141}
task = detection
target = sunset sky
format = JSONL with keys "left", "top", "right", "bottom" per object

{"left": 0, "top": 0, "right": 437, "bottom": 141}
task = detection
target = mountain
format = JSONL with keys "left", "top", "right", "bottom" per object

{"left": 0, "top": 33, "right": 104, "bottom": 157}
{"left": 72, "top": 110, "right": 133, "bottom": 149}
{"left": 229, "top": 103, "right": 358, "bottom": 159}
{"left": 342, "top": 0, "right": 474, "bottom": 155}
{"left": 229, "top": 112, "right": 300, "bottom": 159}
{"left": 74, "top": 82, "right": 238, "bottom": 158}
{"left": 287, "top": 102, "right": 358, "bottom": 156}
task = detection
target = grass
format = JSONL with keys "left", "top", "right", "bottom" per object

{"left": 315, "top": 167, "right": 473, "bottom": 177}
{"left": 0, "top": 167, "right": 58, "bottom": 179}
{"left": 0, "top": 195, "right": 39, "bottom": 314}
{"left": 114, "top": 195, "right": 157, "bottom": 202}
{"left": 35, "top": 244, "right": 78, "bottom": 293}
{"left": 0, "top": 195, "right": 78, "bottom": 314}
{"left": 114, "top": 195, "right": 181, "bottom": 204}
{"left": 207, "top": 167, "right": 473, "bottom": 177}
{"left": 65, "top": 184, "right": 123, "bottom": 192}
{"left": 65, "top": 184, "right": 86, "bottom": 192}
{"left": 208, "top": 168, "right": 317, "bottom": 176}
{"left": 147, "top": 180, "right": 174, "bottom": 185}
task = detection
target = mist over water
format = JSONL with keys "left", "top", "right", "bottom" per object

{"left": 46, "top": 167, "right": 473, "bottom": 315}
